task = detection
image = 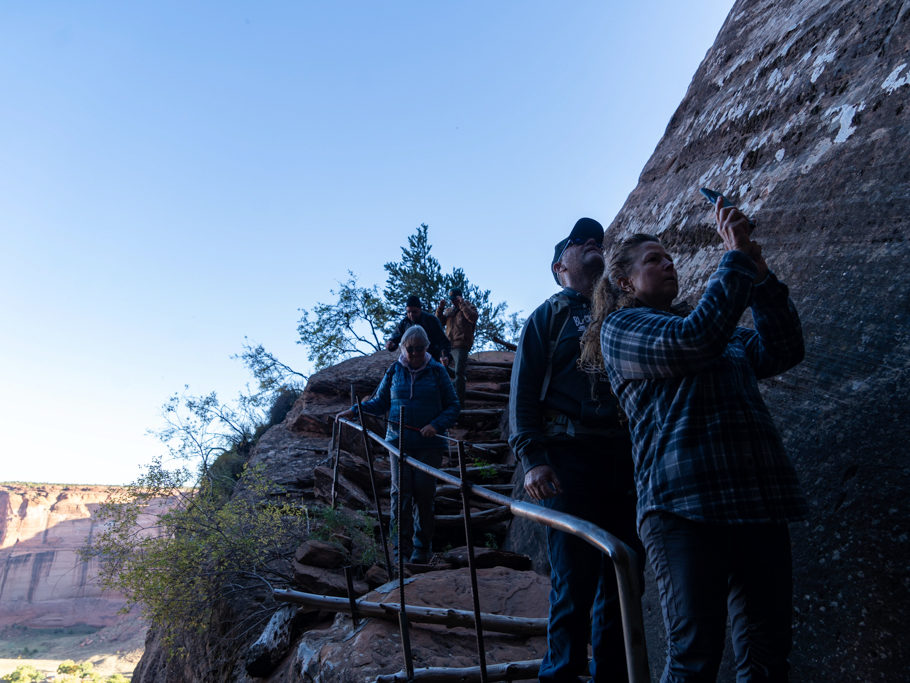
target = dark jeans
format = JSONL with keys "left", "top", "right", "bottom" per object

{"left": 390, "top": 447, "right": 443, "bottom": 561}
{"left": 640, "top": 512, "right": 794, "bottom": 682}
{"left": 538, "top": 438, "right": 642, "bottom": 683}
{"left": 449, "top": 346, "right": 469, "bottom": 403}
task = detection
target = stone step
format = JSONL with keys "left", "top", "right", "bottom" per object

{"left": 464, "top": 364, "right": 512, "bottom": 382}
{"left": 454, "top": 409, "right": 505, "bottom": 434}
{"left": 466, "top": 380, "right": 510, "bottom": 393}
{"left": 465, "top": 441, "right": 510, "bottom": 459}
{"left": 467, "top": 360, "right": 514, "bottom": 369}
{"left": 470, "top": 441, "right": 509, "bottom": 451}
{"left": 434, "top": 505, "right": 511, "bottom": 528}
{"left": 441, "top": 463, "right": 515, "bottom": 486}
{"left": 442, "top": 435, "right": 510, "bottom": 462}
{"left": 436, "top": 482, "right": 514, "bottom": 498}
{"left": 464, "top": 388, "right": 509, "bottom": 402}
{"left": 435, "top": 495, "right": 501, "bottom": 515}
{"left": 458, "top": 408, "right": 505, "bottom": 418}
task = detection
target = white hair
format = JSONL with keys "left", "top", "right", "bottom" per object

{"left": 400, "top": 324, "right": 429, "bottom": 347}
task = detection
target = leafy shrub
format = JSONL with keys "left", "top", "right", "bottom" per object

{"left": 1, "top": 665, "right": 41, "bottom": 682}
{"left": 57, "top": 660, "right": 80, "bottom": 675}
{"left": 82, "top": 461, "right": 312, "bottom": 654}
{"left": 310, "top": 505, "right": 379, "bottom": 568}
{"left": 473, "top": 458, "right": 498, "bottom": 481}
{"left": 267, "top": 387, "right": 300, "bottom": 427}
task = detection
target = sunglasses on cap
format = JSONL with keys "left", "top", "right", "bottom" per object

{"left": 558, "top": 236, "right": 604, "bottom": 261}
{"left": 405, "top": 345, "right": 426, "bottom": 354}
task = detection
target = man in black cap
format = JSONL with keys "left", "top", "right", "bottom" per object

{"left": 387, "top": 295, "right": 451, "bottom": 365}
{"left": 508, "top": 218, "right": 642, "bottom": 682}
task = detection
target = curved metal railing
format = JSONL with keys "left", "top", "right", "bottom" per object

{"left": 323, "top": 414, "right": 650, "bottom": 683}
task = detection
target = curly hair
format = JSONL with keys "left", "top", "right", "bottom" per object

{"left": 578, "top": 233, "right": 662, "bottom": 374}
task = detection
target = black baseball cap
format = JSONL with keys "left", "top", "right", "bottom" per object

{"left": 551, "top": 217, "right": 604, "bottom": 284}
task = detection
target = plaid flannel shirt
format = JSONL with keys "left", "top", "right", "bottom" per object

{"left": 601, "top": 250, "right": 808, "bottom": 528}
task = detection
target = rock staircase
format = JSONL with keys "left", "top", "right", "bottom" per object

{"left": 239, "top": 349, "right": 552, "bottom": 680}
{"left": 313, "top": 351, "right": 519, "bottom": 562}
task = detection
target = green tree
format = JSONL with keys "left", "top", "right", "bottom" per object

{"left": 296, "top": 223, "right": 520, "bottom": 370}
{"left": 154, "top": 387, "right": 267, "bottom": 489}
{"left": 234, "top": 338, "right": 307, "bottom": 395}
{"left": 296, "top": 271, "right": 392, "bottom": 370}
{"left": 382, "top": 223, "right": 445, "bottom": 313}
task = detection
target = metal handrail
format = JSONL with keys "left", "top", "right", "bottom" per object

{"left": 336, "top": 416, "right": 650, "bottom": 683}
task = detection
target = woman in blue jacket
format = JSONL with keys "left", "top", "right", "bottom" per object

{"left": 338, "top": 324, "right": 460, "bottom": 563}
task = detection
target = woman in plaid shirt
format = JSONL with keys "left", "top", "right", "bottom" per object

{"left": 582, "top": 199, "right": 807, "bottom": 681}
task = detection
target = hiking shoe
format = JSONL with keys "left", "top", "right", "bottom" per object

{"left": 409, "top": 551, "right": 430, "bottom": 564}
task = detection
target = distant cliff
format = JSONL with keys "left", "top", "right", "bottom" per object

{"left": 0, "top": 484, "right": 168, "bottom": 629}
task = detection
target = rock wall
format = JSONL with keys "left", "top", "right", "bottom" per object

{"left": 0, "top": 484, "right": 168, "bottom": 629}
{"left": 608, "top": 0, "right": 909, "bottom": 678}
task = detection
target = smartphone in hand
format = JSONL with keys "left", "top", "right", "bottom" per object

{"left": 700, "top": 188, "right": 734, "bottom": 208}
{"left": 700, "top": 188, "right": 754, "bottom": 230}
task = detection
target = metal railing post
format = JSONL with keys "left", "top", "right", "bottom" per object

{"left": 334, "top": 417, "right": 650, "bottom": 683}
{"left": 457, "top": 439, "right": 488, "bottom": 683}
{"left": 396, "top": 407, "right": 414, "bottom": 680}
{"left": 330, "top": 417, "right": 340, "bottom": 510}
{"left": 355, "top": 397, "right": 394, "bottom": 578}
{"left": 343, "top": 566, "right": 360, "bottom": 627}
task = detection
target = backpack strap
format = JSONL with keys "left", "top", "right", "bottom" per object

{"left": 369, "top": 362, "right": 398, "bottom": 401}
{"left": 433, "top": 361, "right": 448, "bottom": 387}
{"left": 538, "top": 293, "right": 572, "bottom": 402}
{"left": 384, "top": 361, "right": 398, "bottom": 383}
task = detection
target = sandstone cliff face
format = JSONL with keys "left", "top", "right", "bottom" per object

{"left": 609, "top": 0, "right": 909, "bottom": 678}
{"left": 0, "top": 484, "right": 166, "bottom": 629}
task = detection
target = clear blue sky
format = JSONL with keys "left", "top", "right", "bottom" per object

{"left": 0, "top": 1, "right": 734, "bottom": 485}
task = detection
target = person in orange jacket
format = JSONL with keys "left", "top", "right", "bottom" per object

{"left": 435, "top": 288, "right": 478, "bottom": 403}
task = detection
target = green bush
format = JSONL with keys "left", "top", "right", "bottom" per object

{"left": 267, "top": 387, "right": 300, "bottom": 427}
{"left": 57, "top": 660, "right": 80, "bottom": 675}
{"left": 55, "top": 659, "right": 101, "bottom": 682}
{"left": 1, "top": 665, "right": 41, "bottom": 682}
{"left": 310, "top": 505, "right": 379, "bottom": 568}
{"left": 473, "top": 458, "right": 498, "bottom": 481}
{"left": 82, "top": 461, "right": 312, "bottom": 653}
{"left": 206, "top": 447, "right": 247, "bottom": 501}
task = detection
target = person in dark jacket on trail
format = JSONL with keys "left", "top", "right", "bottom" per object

{"left": 386, "top": 295, "right": 451, "bottom": 366}
{"left": 582, "top": 198, "right": 807, "bottom": 681}
{"left": 339, "top": 324, "right": 459, "bottom": 564}
{"left": 508, "top": 217, "right": 642, "bottom": 683}
{"left": 435, "top": 288, "right": 479, "bottom": 404}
